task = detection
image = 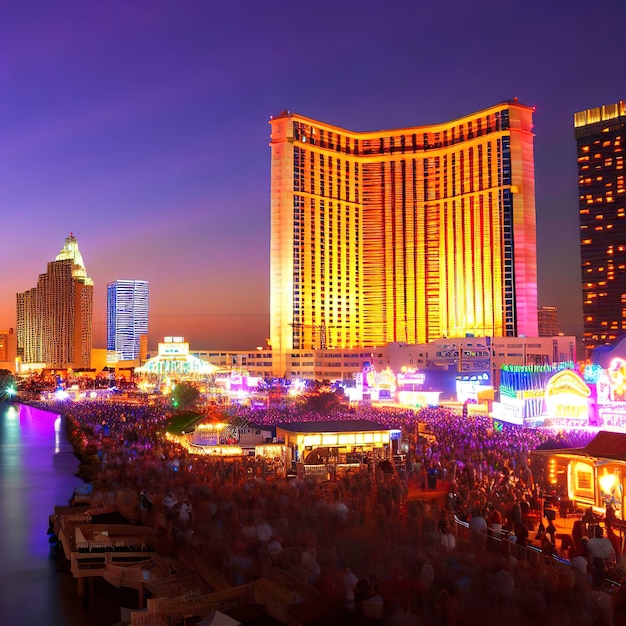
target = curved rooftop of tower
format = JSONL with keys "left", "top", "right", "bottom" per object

{"left": 56, "top": 232, "right": 94, "bottom": 286}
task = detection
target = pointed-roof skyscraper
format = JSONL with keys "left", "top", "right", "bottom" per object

{"left": 17, "top": 233, "right": 94, "bottom": 369}
{"left": 55, "top": 232, "right": 94, "bottom": 286}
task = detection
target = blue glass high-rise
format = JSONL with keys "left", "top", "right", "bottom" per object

{"left": 107, "top": 280, "right": 149, "bottom": 361}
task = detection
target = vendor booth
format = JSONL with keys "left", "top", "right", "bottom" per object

{"left": 533, "top": 431, "right": 626, "bottom": 519}
{"left": 276, "top": 420, "right": 392, "bottom": 480}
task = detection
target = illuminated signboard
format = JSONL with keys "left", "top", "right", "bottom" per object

{"left": 545, "top": 370, "right": 590, "bottom": 425}
{"left": 456, "top": 380, "right": 482, "bottom": 403}
{"left": 606, "top": 358, "right": 626, "bottom": 401}
{"left": 366, "top": 367, "right": 396, "bottom": 392}
{"left": 598, "top": 404, "right": 626, "bottom": 431}
{"left": 158, "top": 339, "right": 190, "bottom": 356}
{"left": 397, "top": 390, "right": 440, "bottom": 408}
{"left": 494, "top": 396, "right": 524, "bottom": 426}
{"left": 397, "top": 371, "right": 426, "bottom": 386}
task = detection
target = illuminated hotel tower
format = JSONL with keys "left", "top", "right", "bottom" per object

{"left": 269, "top": 100, "right": 538, "bottom": 376}
{"left": 17, "top": 233, "right": 94, "bottom": 368}
{"left": 107, "top": 280, "right": 149, "bottom": 361}
{"left": 575, "top": 101, "right": 626, "bottom": 351}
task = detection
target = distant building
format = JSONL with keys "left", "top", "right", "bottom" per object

{"left": 538, "top": 306, "right": 559, "bottom": 337}
{"left": 269, "top": 100, "right": 538, "bottom": 377}
{"left": 575, "top": 101, "right": 626, "bottom": 351}
{"left": 16, "top": 233, "right": 93, "bottom": 369}
{"left": 0, "top": 328, "right": 17, "bottom": 366}
{"left": 137, "top": 337, "right": 216, "bottom": 377}
{"left": 190, "top": 336, "right": 575, "bottom": 392}
{"left": 107, "top": 280, "right": 149, "bottom": 361}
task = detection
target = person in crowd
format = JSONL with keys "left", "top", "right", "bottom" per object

{"left": 469, "top": 508, "right": 488, "bottom": 548}
{"left": 267, "top": 536, "right": 283, "bottom": 563}
{"left": 546, "top": 518, "right": 557, "bottom": 546}
{"left": 606, "top": 525, "right": 621, "bottom": 560}
{"left": 572, "top": 519, "right": 585, "bottom": 547}
{"left": 343, "top": 567, "right": 359, "bottom": 613}
{"left": 586, "top": 525, "right": 617, "bottom": 589}
{"left": 582, "top": 506, "right": 595, "bottom": 537}
{"left": 514, "top": 521, "right": 529, "bottom": 548}
{"left": 605, "top": 502, "right": 617, "bottom": 531}
{"left": 570, "top": 536, "right": 590, "bottom": 576}
{"left": 301, "top": 544, "right": 320, "bottom": 585}
{"left": 439, "top": 521, "right": 456, "bottom": 552}
{"left": 488, "top": 506, "right": 503, "bottom": 539}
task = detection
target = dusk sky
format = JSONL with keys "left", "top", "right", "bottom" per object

{"left": 2, "top": 0, "right": 625, "bottom": 350}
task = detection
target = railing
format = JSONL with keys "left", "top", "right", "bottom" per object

{"left": 135, "top": 584, "right": 255, "bottom": 623}
{"left": 76, "top": 540, "right": 145, "bottom": 552}
{"left": 177, "top": 544, "right": 232, "bottom": 592}
{"left": 83, "top": 505, "right": 116, "bottom": 517}
{"left": 70, "top": 551, "right": 153, "bottom": 578}
{"left": 453, "top": 514, "right": 624, "bottom": 588}
{"left": 129, "top": 610, "right": 169, "bottom": 626}
{"left": 259, "top": 546, "right": 302, "bottom": 571}
{"left": 105, "top": 563, "right": 145, "bottom": 582}
{"left": 144, "top": 574, "right": 204, "bottom": 599}
{"left": 454, "top": 514, "right": 559, "bottom": 563}
{"left": 58, "top": 514, "right": 92, "bottom": 553}
{"left": 262, "top": 563, "right": 320, "bottom": 601}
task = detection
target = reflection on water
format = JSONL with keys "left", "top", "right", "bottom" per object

{"left": 55, "top": 415, "right": 62, "bottom": 454}
{"left": 0, "top": 403, "right": 122, "bottom": 625}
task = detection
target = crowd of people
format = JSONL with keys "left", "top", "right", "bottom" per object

{"left": 36, "top": 396, "right": 626, "bottom": 624}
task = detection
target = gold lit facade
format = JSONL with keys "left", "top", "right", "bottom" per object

{"left": 575, "top": 101, "right": 626, "bottom": 350}
{"left": 270, "top": 101, "right": 538, "bottom": 377}
{"left": 17, "top": 233, "right": 94, "bottom": 369}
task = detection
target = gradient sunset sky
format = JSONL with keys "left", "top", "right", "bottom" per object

{"left": 1, "top": 0, "right": 625, "bottom": 350}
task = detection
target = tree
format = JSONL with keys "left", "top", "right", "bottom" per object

{"left": 299, "top": 388, "right": 347, "bottom": 415}
{"left": 171, "top": 383, "right": 200, "bottom": 410}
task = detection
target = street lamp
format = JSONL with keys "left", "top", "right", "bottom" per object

{"left": 3, "top": 383, "right": 17, "bottom": 400}
{"left": 600, "top": 472, "right": 617, "bottom": 495}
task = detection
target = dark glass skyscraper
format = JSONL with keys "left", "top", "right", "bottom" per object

{"left": 107, "top": 280, "right": 149, "bottom": 361}
{"left": 575, "top": 101, "right": 626, "bottom": 350}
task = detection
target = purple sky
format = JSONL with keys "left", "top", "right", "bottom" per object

{"left": 1, "top": 0, "right": 625, "bottom": 350}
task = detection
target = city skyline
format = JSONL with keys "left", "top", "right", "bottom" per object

{"left": 2, "top": 1, "right": 625, "bottom": 350}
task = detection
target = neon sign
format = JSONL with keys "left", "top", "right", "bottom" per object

{"left": 397, "top": 371, "right": 426, "bottom": 386}
{"left": 606, "top": 358, "right": 626, "bottom": 400}
{"left": 545, "top": 370, "right": 590, "bottom": 424}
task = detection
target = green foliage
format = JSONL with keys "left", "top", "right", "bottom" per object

{"left": 171, "top": 383, "right": 200, "bottom": 411}
{"left": 165, "top": 411, "right": 204, "bottom": 435}
{"left": 299, "top": 388, "right": 347, "bottom": 415}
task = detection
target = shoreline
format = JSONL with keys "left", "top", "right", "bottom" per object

{"left": 0, "top": 402, "right": 136, "bottom": 626}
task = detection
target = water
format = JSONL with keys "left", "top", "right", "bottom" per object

{"left": 0, "top": 403, "right": 124, "bottom": 625}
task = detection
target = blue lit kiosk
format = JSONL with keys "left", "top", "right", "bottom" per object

{"left": 275, "top": 419, "right": 392, "bottom": 480}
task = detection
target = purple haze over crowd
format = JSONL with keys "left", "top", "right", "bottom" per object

{"left": 1, "top": 0, "right": 625, "bottom": 350}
